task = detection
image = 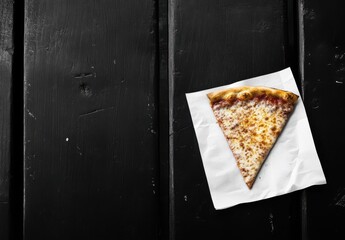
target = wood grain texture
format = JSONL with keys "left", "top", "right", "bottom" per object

{"left": 0, "top": 2, "right": 13, "bottom": 239}
{"left": 170, "top": 0, "right": 301, "bottom": 239}
{"left": 24, "top": 1, "right": 159, "bottom": 239}
{"left": 302, "top": 1, "right": 345, "bottom": 239}
{"left": 0, "top": 0, "right": 12, "bottom": 204}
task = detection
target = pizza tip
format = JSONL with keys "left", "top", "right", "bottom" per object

{"left": 246, "top": 181, "right": 254, "bottom": 189}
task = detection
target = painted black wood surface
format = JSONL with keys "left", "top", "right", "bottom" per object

{"left": 301, "top": 1, "right": 345, "bottom": 239}
{"left": 0, "top": 0, "right": 342, "bottom": 239}
{"left": 24, "top": 1, "right": 159, "bottom": 239}
{"left": 0, "top": 1, "right": 13, "bottom": 239}
{"left": 169, "top": 0, "right": 301, "bottom": 239}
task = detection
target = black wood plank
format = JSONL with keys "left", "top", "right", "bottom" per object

{"left": 0, "top": 0, "right": 12, "bottom": 206}
{"left": 0, "top": 1, "right": 13, "bottom": 239}
{"left": 170, "top": 0, "right": 301, "bottom": 239}
{"left": 24, "top": 1, "right": 159, "bottom": 239}
{"left": 302, "top": 1, "right": 345, "bottom": 239}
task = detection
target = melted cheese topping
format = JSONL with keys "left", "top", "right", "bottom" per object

{"left": 212, "top": 97, "right": 293, "bottom": 188}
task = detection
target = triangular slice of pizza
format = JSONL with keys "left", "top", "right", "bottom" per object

{"left": 207, "top": 86, "right": 299, "bottom": 189}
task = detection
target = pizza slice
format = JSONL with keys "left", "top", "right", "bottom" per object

{"left": 207, "top": 86, "right": 299, "bottom": 189}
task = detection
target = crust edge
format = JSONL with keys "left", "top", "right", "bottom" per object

{"left": 207, "top": 86, "right": 299, "bottom": 104}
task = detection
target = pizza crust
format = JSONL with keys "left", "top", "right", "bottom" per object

{"left": 207, "top": 86, "right": 299, "bottom": 104}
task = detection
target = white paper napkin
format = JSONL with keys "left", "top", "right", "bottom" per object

{"left": 186, "top": 68, "right": 326, "bottom": 210}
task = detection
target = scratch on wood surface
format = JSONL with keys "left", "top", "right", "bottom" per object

{"left": 335, "top": 195, "right": 345, "bottom": 208}
{"left": 73, "top": 72, "right": 94, "bottom": 78}
{"left": 27, "top": 110, "right": 36, "bottom": 120}
{"left": 332, "top": 188, "right": 345, "bottom": 208}
{"left": 269, "top": 212, "right": 274, "bottom": 233}
{"left": 76, "top": 146, "right": 82, "bottom": 156}
{"left": 149, "top": 129, "right": 157, "bottom": 135}
{"left": 79, "top": 107, "right": 114, "bottom": 118}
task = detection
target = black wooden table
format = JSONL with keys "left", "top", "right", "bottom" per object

{"left": 0, "top": 0, "right": 344, "bottom": 239}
